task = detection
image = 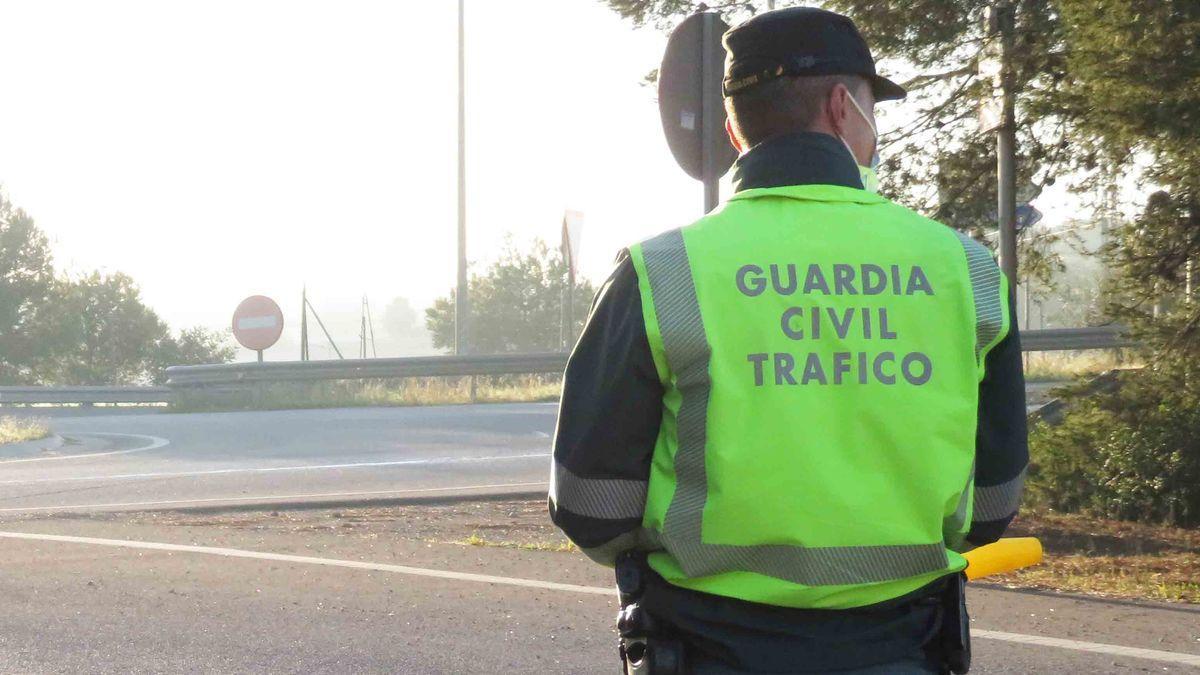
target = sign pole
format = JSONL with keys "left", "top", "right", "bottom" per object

{"left": 658, "top": 12, "right": 734, "bottom": 215}
{"left": 257, "top": 349, "right": 263, "bottom": 364}
{"left": 700, "top": 11, "right": 720, "bottom": 214}
{"left": 566, "top": 257, "right": 575, "bottom": 348}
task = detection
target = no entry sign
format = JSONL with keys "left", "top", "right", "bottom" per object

{"left": 232, "top": 295, "right": 284, "bottom": 354}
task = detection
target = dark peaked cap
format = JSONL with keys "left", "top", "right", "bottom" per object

{"left": 722, "top": 7, "right": 906, "bottom": 101}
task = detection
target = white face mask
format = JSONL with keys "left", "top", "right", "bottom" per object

{"left": 838, "top": 92, "right": 881, "bottom": 193}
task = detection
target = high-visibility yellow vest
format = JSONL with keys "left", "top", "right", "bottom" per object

{"left": 626, "top": 184, "right": 1010, "bottom": 609}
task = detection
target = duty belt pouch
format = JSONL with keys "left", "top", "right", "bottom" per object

{"left": 615, "top": 552, "right": 685, "bottom": 675}
{"left": 938, "top": 572, "right": 971, "bottom": 674}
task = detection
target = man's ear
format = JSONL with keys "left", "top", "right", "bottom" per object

{"left": 827, "top": 83, "right": 851, "bottom": 137}
{"left": 725, "top": 117, "right": 745, "bottom": 154}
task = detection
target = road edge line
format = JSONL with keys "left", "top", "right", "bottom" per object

{"left": 0, "top": 530, "right": 611, "bottom": 596}
{"left": 2, "top": 530, "right": 1198, "bottom": 667}
{"left": 973, "top": 629, "right": 1200, "bottom": 667}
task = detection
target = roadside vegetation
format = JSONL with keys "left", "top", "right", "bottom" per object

{"left": 0, "top": 415, "right": 50, "bottom": 445}
{"left": 996, "top": 511, "right": 1200, "bottom": 604}
{"left": 0, "top": 190, "right": 235, "bottom": 387}
{"left": 424, "top": 237, "right": 595, "bottom": 355}
{"left": 1021, "top": 351, "right": 1134, "bottom": 383}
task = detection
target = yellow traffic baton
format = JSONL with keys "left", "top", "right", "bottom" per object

{"left": 962, "top": 537, "right": 1044, "bottom": 580}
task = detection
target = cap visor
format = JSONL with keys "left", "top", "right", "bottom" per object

{"left": 870, "top": 74, "right": 906, "bottom": 101}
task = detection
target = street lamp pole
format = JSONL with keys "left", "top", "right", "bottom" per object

{"left": 455, "top": 0, "right": 470, "bottom": 355}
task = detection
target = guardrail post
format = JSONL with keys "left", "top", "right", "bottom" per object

{"left": 469, "top": 375, "right": 478, "bottom": 403}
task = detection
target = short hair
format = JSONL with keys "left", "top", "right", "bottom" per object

{"left": 725, "top": 74, "right": 868, "bottom": 148}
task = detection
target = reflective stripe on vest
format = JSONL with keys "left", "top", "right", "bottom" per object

{"left": 953, "top": 230, "right": 1022, "bottom": 524}
{"left": 954, "top": 231, "right": 1008, "bottom": 370}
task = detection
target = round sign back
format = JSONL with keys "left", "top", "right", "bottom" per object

{"left": 658, "top": 12, "right": 737, "bottom": 182}
{"left": 232, "top": 295, "right": 284, "bottom": 352}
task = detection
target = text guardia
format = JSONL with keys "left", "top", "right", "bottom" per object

{"left": 735, "top": 263, "right": 935, "bottom": 387}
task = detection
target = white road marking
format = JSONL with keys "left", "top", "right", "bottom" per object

{"left": 0, "top": 433, "right": 170, "bottom": 465}
{"left": 0, "top": 481, "right": 550, "bottom": 513}
{"left": 973, "top": 629, "right": 1200, "bottom": 668}
{"left": 0, "top": 451, "right": 551, "bottom": 485}
{"left": 0, "top": 530, "right": 610, "bottom": 596}
{"left": 0, "top": 529, "right": 1196, "bottom": 667}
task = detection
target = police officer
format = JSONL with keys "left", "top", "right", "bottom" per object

{"left": 550, "top": 7, "right": 1028, "bottom": 674}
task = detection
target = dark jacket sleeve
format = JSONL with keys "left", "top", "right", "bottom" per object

{"left": 549, "top": 251, "right": 664, "bottom": 565}
{"left": 966, "top": 295, "right": 1030, "bottom": 546}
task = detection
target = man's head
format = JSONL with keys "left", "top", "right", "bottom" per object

{"left": 724, "top": 73, "right": 877, "bottom": 163}
{"left": 720, "top": 7, "right": 902, "bottom": 162}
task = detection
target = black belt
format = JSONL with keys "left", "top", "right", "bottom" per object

{"left": 614, "top": 552, "right": 969, "bottom": 674}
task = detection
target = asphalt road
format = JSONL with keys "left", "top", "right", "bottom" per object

{"left": 0, "top": 404, "right": 557, "bottom": 513}
{"left": 1, "top": 403, "right": 1197, "bottom": 673}
{"left": 0, "top": 503, "right": 1197, "bottom": 674}
{"left": 1, "top": 381, "right": 1064, "bottom": 515}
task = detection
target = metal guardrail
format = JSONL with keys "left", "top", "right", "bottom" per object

{"left": 1019, "top": 325, "right": 1133, "bottom": 352}
{"left": 165, "top": 352, "right": 571, "bottom": 388}
{"left": 1, "top": 327, "right": 1134, "bottom": 405}
{"left": 0, "top": 386, "right": 172, "bottom": 405}
{"left": 166, "top": 326, "right": 1131, "bottom": 388}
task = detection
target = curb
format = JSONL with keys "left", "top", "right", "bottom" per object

{"left": 159, "top": 489, "right": 550, "bottom": 515}
{"left": 10, "top": 489, "right": 551, "bottom": 518}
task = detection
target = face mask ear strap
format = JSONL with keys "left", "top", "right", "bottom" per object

{"left": 845, "top": 91, "right": 878, "bottom": 141}
{"left": 842, "top": 89, "right": 880, "bottom": 171}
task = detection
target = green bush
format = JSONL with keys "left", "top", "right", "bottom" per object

{"left": 1029, "top": 365, "right": 1200, "bottom": 527}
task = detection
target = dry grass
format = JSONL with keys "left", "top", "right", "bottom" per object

{"left": 458, "top": 532, "right": 577, "bottom": 553}
{"left": 998, "top": 510, "right": 1200, "bottom": 603}
{"left": 1023, "top": 350, "right": 1138, "bottom": 382}
{"left": 0, "top": 416, "right": 51, "bottom": 445}
{"left": 172, "top": 375, "right": 562, "bottom": 412}
{"left": 992, "top": 554, "right": 1200, "bottom": 603}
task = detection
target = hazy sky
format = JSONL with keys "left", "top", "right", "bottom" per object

{"left": 0, "top": 1, "right": 704, "bottom": 350}
{"left": 0, "top": 0, "right": 1096, "bottom": 360}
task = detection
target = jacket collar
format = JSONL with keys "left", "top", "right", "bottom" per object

{"left": 731, "top": 131, "right": 863, "bottom": 193}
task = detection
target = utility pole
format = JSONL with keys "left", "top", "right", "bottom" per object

{"left": 360, "top": 300, "right": 368, "bottom": 359}
{"left": 455, "top": 0, "right": 471, "bottom": 355}
{"left": 300, "top": 286, "right": 309, "bottom": 361}
{"left": 993, "top": 1, "right": 1018, "bottom": 286}
{"left": 365, "top": 296, "right": 377, "bottom": 357}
